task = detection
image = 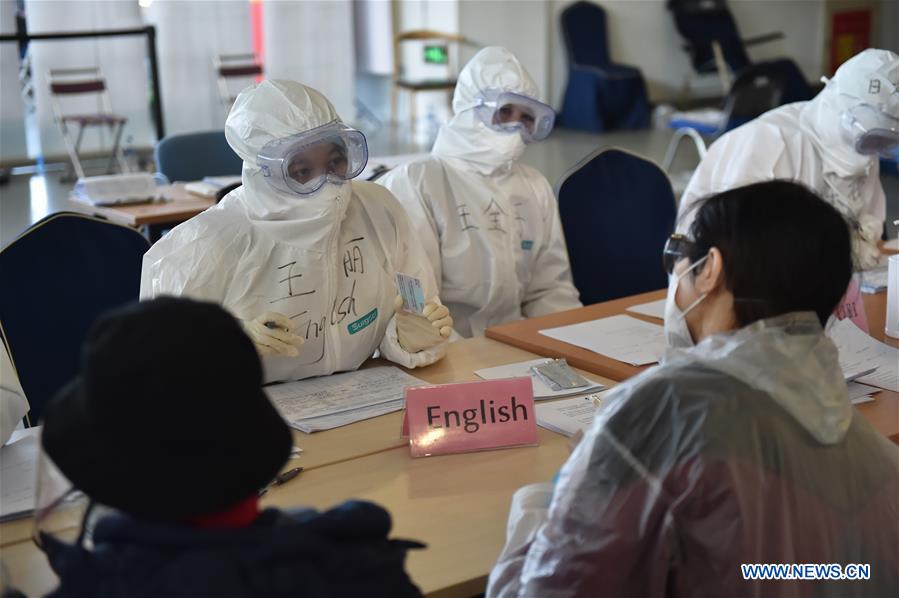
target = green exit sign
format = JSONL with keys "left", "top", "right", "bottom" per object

{"left": 424, "top": 45, "right": 449, "bottom": 64}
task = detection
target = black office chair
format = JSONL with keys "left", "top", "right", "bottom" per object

{"left": 155, "top": 130, "right": 242, "bottom": 183}
{"left": 662, "top": 60, "right": 788, "bottom": 171}
{"left": 667, "top": 0, "right": 782, "bottom": 89}
{"left": 556, "top": 148, "right": 676, "bottom": 304}
{"left": 215, "top": 181, "right": 242, "bottom": 203}
{"left": 0, "top": 213, "right": 150, "bottom": 424}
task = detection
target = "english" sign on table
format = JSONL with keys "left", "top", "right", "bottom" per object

{"left": 404, "top": 377, "right": 538, "bottom": 457}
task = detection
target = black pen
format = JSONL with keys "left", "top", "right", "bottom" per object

{"left": 258, "top": 467, "right": 304, "bottom": 496}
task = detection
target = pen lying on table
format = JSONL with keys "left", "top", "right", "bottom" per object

{"left": 258, "top": 466, "right": 304, "bottom": 496}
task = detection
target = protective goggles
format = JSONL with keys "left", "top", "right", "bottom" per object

{"left": 662, "top": 233, "right": 707, "bottom": 275}
{"left": 841, "top": 104, "right": 899, "bottom": 160}
{"left": 257, "top": 121, "right": 368, "bottom": 195}
{"left": 472, "top": 89, "right": 555, "bottom": 142}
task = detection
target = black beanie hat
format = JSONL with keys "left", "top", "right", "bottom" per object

{"left": 41, "top": 296, "right": 292, "bottom": 520}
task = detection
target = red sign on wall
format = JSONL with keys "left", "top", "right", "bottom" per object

{"left": 830, "top": 9, "right": 872, "bottom": 74}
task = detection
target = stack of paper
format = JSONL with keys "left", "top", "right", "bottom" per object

{"left": 540, "top": 315, "right": 666, "bottom": 366}
{"left": 185, "top": 175, "right": 242, "bottom": 198}
{"left": 829, "top": 318, "right": 899, "bottom": 392}
{"left": 264, "top": 366, "right": 428, "bottom": 433}
{"left": 475, "top": 359, "right": 605, "bottom": 399}
{"left": 71, "top": 173, "right": 161, "bottom": 206}
{"left": 847, "top": 381, "right": 880, "bottom": 405}
{"left": 625, "top": 298, "right": 666, "bottom": 320}
{"left": 860, "top": 267, "right": 889, "bottom": 294}
{"left": 535, "top": 390, "right": 612, "bottom": 437}
{"left": 1, "top": 427, "right": 41, "bottom": 521}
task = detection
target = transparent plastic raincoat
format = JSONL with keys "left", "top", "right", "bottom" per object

{"left": 488, "top": 312, "right": 899, "bottom": 597}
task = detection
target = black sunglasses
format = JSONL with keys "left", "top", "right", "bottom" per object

{"left": 662, "top": 233, "right": 705, "bottom": 275}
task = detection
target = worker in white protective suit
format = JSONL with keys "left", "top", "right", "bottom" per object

{"left": 378, "top": 47, "right": 581, "bottom": 337}
{"left": 140, "top": 80, "right": 453, "bottom": 383}
{"left": 488, "top": 181, "right": 899, "bottom": 598}
{"left": 679, "top": 48, "right": 899, "bottom": 270}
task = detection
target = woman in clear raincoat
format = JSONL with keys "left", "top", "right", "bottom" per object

{"left": 488, "top": 180, "right": 899, "bottom": 598}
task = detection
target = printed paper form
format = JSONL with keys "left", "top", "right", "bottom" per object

{"left": 1, "top": 427, "right": 41, "bottom": 521}
{"left": 536, "top": 389, "right": 613, "bottom": 437}
{"left": 626, "top": 298, "right": 666, "bottom": 320}
{"left": 539, "top": 315, "right": 666, "bottom": 366}
{"left": 848, "top": 381, "right": 879, "bottom": 405}
{"left": 293, "top": 399, "right": 405, "bottom": 433}
{"left": 475, "top": 359, "right": 606, "bottom": 399}
{"left": 829, "top": 319, "right": 899, "bottom": 392}
{"left": 264, "top": 366, "right": 428, "bottom": 429}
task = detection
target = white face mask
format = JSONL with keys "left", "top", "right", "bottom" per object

{"left": 664, "top": 255, "right": 709, "bottom": 348}
{"left": 479, "top": 124, "right": 527, "bottom": 163}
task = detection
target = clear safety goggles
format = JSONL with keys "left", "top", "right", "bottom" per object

{"left": 841, "top": 104, "right": 899, "bottom": 160}
{"left": 472, "top": 89, "right": 555, "bottom": 142}
{"left": 257, "top": 121, "right": 369, "bottom": 195}
{"left": 662, "top": 233, "right": 708, "bottom": 275}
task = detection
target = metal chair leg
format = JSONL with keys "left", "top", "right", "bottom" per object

{"left": 57, "top": 120, "right": 86, "bottom": 180}
{"left": 108, "top": 120, "right": 129, "bottom": 174}
{"left": 662, "top": 127, "right": 708, "bottom": 173}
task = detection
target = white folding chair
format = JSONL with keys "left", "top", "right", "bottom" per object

{"left": 47, "top": 67, "right": 129, "bottom": 180}
{"left": 214, "top": 53, "right": 263, "bottom": 111}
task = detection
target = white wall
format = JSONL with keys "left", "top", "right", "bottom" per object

{"left": 144, "top": 0, "right": 253, "bottom": 135}
{"left": 879, "top": 0, "right": 898, "bottom": 53}
{"left": 458, "top": 0, "right": 552, "bottom": 101}
{"left": 264, "top": 0, "right": 356, "bottom": 121}
{"left": 25, "top": 0, "right": 154, "bottom": 159}
{"left": 355, "top": 0, "right": 394, "bottom": 76}
{"left": 0, "top": 0, "right": 26, "bottom": 163}
{"left": 549, "top": 0, "right": 830, "bottom": 107}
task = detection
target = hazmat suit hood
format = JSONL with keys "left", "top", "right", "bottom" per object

{"left": 799, "top": 48, "right": 899, "bottom": 179}
{"left": 225, "top": 80, "right": 347, "bottom": 222}
{"left": 665, "top": 312, "right": 851, "bottom": 444}
{"left": 432, "top": 46, "right": 542, "bottom": 175}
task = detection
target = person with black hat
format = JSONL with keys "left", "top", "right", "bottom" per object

{"left": 32, "top": 296, "right": 423, "bottom": 597}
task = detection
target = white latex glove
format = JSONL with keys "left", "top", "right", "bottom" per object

{"left": 394, "top": 295, "right": 453, "bottom": 353}
{"left": 241, "top": 312, "right": 304, "bottom": 357}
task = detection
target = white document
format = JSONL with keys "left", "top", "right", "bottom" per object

{"left": 535, "top": 390, "right": 612, "bottom": 437}
{"left": 539, "top": 315, "right": 666, "bottom": 366}
{"left": 829, "top": 319, "right": 899, "bottom": 392}
{"left": 293, "top": 399, "right": 405, "bottom": 433}
{"left": 625, "top": 298, "right": 666, "bottom": 320}
{"left": 474, "top": 359, "right": 606, "bottom": 399}
{"left": 264, "top": 366, "right": 427, "bottom": 433}
{"left": 0, "top": 427, "right": 41, "bottom": 521}
{"left": 847, "top": 381, "right": 880, "bottom": 403}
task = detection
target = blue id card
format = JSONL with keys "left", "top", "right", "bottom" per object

{"left": 395, "top": 272, "right": 426, "bottom": 314}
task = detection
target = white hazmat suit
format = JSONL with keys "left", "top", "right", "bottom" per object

{"left": 141, "top": 80, "right": 448, "bottom": 383}
{"left": 488, "top": 312, "right": 899, "bottom": 597}
{"left": 379, "top": 47, "right": 581, "bottom": 337}
{"left": 679, "top": 49, "right": 899, "bottom": 270}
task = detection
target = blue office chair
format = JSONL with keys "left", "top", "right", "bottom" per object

{"left": 0, "top": 213, "right": 150, "bottom": 424}
{"left": 154, "top": 130, "right": 242, "bottom": 183}
{"left": 557, "top": 148, "right": 676, "bottom": 304}
{"left": 557, "top": 1, "right": 651, "bottom": 133}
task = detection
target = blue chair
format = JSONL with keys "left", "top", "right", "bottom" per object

{"left": 154, "top": 130, "right": 242, "bottom": 183}
{"left": 0, "top": 213, "right": 150, "bottom": 424}
{"left": 557, "top": 1, "right": 651, "bottom": 133}
{"left": 556, "top": 148, "right": 676, "bottom": 304}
